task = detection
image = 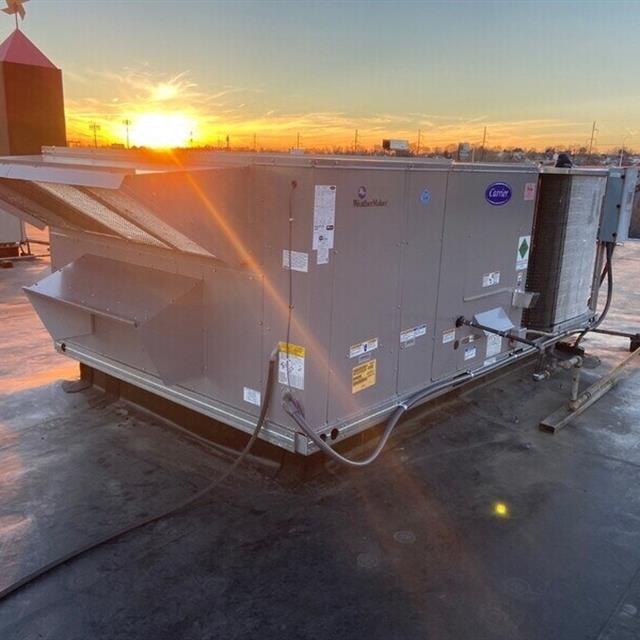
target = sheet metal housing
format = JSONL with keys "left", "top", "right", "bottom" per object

{"left": 5, "top": 150, "right": 541, "bottom": 454}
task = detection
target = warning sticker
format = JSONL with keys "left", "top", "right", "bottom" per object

{"left": 316, "top": 247, "right": 329, "bottom": 265}
{"left": 442, "top": 329, "right": 456, "bottom": 344}
{"left": 400, "top": 323, "right": 427, "bottom": 345}
{"left": 482, "top": 271, "right": 501, "bottom": 288}
{"left": 243, "top": 387, "right": 261, "bottom": 407}
{"left": 464, "top": 345, "right": 477, "bottom": 361}
{"left": 349, "top": 337, "right": 379, "bottom": 359}
{"left": 312, "top": 185, "right": 336, "bottom": 251}
{"left": 282, "top": 250, "right": 309, "bottom": 273}
{"left": 524, "top": 182, "right": 537, "bottom": 201}
{"left": 516, "top": 235, "right": 531, "bottom": 271}
{"left": 278, "top": 342, "right": 305, "bottom": 390}
{"left": 352, "top": 359, "right": 377, "bottom": 394}
{"left": 485, "top": 333, "right": 502, "bottom": 358}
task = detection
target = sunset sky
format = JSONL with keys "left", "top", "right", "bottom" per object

{"left": 7, "top": 0, "right": 640, "bottom": 150}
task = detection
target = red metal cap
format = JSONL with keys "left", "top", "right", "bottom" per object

{"left": 0, "top": 29, "right": 57, "bottom": 68}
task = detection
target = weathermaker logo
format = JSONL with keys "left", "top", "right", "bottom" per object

{"left": 353, "top": 185, "right": 388, "bottom": 208}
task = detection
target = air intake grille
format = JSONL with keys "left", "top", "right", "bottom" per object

{"left": 35, "top": 182, "right": 167, "bottom": 247}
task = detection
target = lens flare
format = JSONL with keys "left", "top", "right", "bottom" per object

{"left": 129, "top": 113, "right": 194, "bottom": 149}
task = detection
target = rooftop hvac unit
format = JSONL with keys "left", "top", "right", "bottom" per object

{"left": 0, "top": 209, "right": 26, "bottom": 257}
{"left": 0, "top": 149, "right": 542, "bottom": 457}
{"left": 524, "top": 168, "right": 608, "bottom": 333}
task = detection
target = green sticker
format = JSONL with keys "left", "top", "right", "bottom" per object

{"left": 519, "top": 238, "right": 529, "bottom": 259}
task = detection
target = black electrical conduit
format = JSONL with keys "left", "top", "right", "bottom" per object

{"left": 1, "top": 238, "right": 616, "bottom": 599}
{"left": 283, "top": 373, "right": 473, "bottom": 468}
{"left": 0, "top": 349, "right": 279, "bottom": 603}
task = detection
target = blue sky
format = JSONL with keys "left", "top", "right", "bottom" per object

{"left": 8, "top": 0, "right": 640, "bottom": 149}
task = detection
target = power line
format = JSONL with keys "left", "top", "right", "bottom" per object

{"left": 588, "top": 120, "right": 597, "bottom": 155}
{"left": 88, "top": 122, "right": 101, "bottom": 148}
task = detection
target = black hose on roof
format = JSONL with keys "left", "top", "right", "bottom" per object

{"left": 0, "top": 348, "right": 278, "bottom": 604}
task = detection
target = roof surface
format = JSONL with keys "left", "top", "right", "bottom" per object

{"left": 0, "top": 29, "right": 56, "bottom": 68}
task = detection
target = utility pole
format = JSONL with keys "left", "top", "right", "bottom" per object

{"left": 416, "top": 129, "right": 421, "bottom": 156}
{"left": 253, "top": 133, "right": 257, "bottom": 151}
{"left": 296, "top": 132, "right": 300, "bottom": 149}
{"left": 89, "top": 122, "right": 100, "bottom": 148}
{"left": 619, "top": 142, "right": 625, "bottom": 167}
{"left": 226, "top": 135, "right": 230, "bottom": 151}
{"left": 354, "top": 129, "right": 359, "bottom": 153}
{"left": 588, "top": 121, "right": 597, "bottom": 156}
{"left": 122, "top": 119, "right": 132, "bottom": 149}
{"left": 480, "top": 126, "right": 487, "bottom": 162}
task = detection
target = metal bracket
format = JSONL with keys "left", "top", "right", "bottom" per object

{"left": 540, "top": 347, "right": 640, "bottom": 433}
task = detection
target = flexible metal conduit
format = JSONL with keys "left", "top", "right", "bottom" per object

{"left": 283, "top": 374, "right": 474, "bottom": 468}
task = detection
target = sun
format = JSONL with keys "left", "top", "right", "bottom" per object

{"left": 129, "top": 112, "right": 194, "bottom": 149}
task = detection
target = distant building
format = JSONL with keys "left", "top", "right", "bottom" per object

{"left": 0, "top": 29, "right": 66, "bottom": 155}
{"left": 457, "top": 142, "right": 472, "bottom": 161}
{"left": 382, "top": 139, "right": 410, "bottom": 157}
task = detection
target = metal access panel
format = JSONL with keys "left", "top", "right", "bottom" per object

{"left": 325, "top": 168, "right": 406, "bottom": 425}
{"left": 599, "top": 167, "right": 639, "bottom": 243}
{"left": 432, "top": 165, "right": 538, "bottom": 379}
{"left": 396, "top": 169, "right": 449, "bottom": 395}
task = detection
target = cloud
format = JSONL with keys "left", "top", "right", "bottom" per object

{"left": 62, "top": 65, "right": 605, "bottom": 149}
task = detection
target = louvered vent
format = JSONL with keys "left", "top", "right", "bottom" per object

{"left": 524, "top": 173, "right": 606, "bottom": 332}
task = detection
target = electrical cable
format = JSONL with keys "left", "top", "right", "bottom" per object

{"left": 283, "top": 180, "right": 298, "bottom": 393}
{"left": 598, "top": 243, "right": 615, "bottom": 286}
{"left": 283, "top": 374, "right": 472, "bottom": 468}
{"left": 574, "top": 241, "right": 614, "bottom": 348}
{"left": 0, "top": 348, "right": 279, "bottom": 603}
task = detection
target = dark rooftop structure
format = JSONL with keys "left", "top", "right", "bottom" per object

{"left": 0, "top": 29, "right": 66, "bottom": 155}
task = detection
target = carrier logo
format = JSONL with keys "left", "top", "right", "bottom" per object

{"left": 354, "top": 185, "right": 388, "bottom": 208}
{"left": 485, "top": 182, "right": 512, "bottom": 206}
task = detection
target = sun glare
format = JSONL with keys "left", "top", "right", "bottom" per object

{"left": 129, "top": 113, "right": 194, "bottom": 149}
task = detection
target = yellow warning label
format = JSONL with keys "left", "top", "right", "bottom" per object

{"left": 278, "top": 342, "right": 306, "bottom": 358}
{"left": 352, "top": 359, "right": 377, "bottom": 394}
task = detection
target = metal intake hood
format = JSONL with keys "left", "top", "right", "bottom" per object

{"left": 24, "top": 254, "right": 204, "bottom": 385}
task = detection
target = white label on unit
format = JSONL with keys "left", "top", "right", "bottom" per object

{"left": 516, "top": 235, "right": 531, "bottom": 271}
{"left": 524, "top": 182, "right": 537, "bottom": 201}
{"left": 243, "top": 387, "right": 262, "bottom": 406}
{"left": 282, "top": 249, "right": 309, "bottom": 273}
{"left": 312, "top": 185, "right": 336, "bottom": 251}
{"left": 484, "top": 357, "right": 497, "bottom": 367}
{"left": 485, "top": 332, "right": 503, "bottom": 358}
{"left": 442, "top": 329, "right": 456, "bottom": 344}
{"left": 278, "top": 342, "right": 305, "bottom": 390}
{"left": 316, "top": 247, "right": 329, "bottom": 265}
{"left": 464, "top": 345, "right": 477, "bottom": 361}
{"left": 349, "top": 337, "right": 379, "bottom": 359}
{"left": 400, "top": 324, "right": 427, "bottom": 344}
{"left": 482, "top": 271, "right": 501, "bottom": 288}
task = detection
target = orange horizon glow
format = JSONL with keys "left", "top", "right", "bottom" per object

{"left": 61, "top": 69, "right": 638, "bottom": 153}
{"left": 65, "top": 103, "right": 637, "bottom": 154}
